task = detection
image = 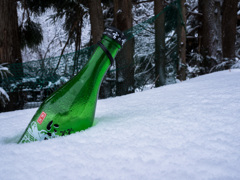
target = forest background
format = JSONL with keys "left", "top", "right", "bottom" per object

{"left": 0, "top": 0, "right": 239, "bottom": 112}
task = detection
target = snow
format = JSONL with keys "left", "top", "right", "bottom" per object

{"left": 232, "top": 59, "right": 240, "bottom": 69}
{"left": 0, "top": 87, "right": 10, "bottom": 102}
{"left": 0, "top": 70, "right": 240, "bottom": 180}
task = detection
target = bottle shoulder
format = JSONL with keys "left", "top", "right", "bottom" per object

{"left": 101, "top": 35, "right": 122, "bottom": 50}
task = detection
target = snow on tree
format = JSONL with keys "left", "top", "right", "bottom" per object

{"left": 0, "top": 64, "right": 12, "bottom": 108}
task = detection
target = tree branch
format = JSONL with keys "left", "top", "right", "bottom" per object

{"left": 54, "top": 21, "right": 78, "bottom": 73}
{"left": 133, "top": 0, "right": 154, "bottom": 5}
{"left": 187, "top": 25, "right": 201, "bottom": 35}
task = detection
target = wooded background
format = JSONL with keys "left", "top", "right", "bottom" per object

{"left": 0, "top": 0, "right": 239, "bottom": 112}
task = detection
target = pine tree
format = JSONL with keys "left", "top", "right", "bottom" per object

{"left": 198, "top": 0, "right": 222, "bottom": 73}
{"left": 18, "top": 0, "right": 47, "bottom": 50}
{"left": 154, "top": 0, "right": 166, "bottom": 87}
{"left": 177, "top": 0, "right": 187, "bottom": 81}
{"left": 89, "top": 0, "right": 104, "bottom": 45}
{"left": 0, "top": 0, "right": 22, "bottom": 65}
{"left": 0, "top": 0, "right": 24, "bottom": 111}
{"left": 222, "top": 0, "right": 238, "bottom": 60}
{"left": 88, "top": 0, "right": 112, "bottom": 99}
{"left": 113, "top": 0, "right": 135, "bottom": 96}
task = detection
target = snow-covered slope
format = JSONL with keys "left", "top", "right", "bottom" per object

{"left": 0, "top": 70, "right": 240, "bottom": 180}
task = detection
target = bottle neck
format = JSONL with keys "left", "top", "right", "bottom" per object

{"left": 100, "top": 35, "right": 122, "bottom": 60}
{"left": 87, "top": 35, "right": 121, "bottom": 75}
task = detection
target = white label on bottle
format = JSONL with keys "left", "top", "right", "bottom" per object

{"left": 19, "top": 121, "right": 59, "bottom": 143}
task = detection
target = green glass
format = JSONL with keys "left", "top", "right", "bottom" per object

{"left": 18, "top": 27, "right": 124, "bottom": 143}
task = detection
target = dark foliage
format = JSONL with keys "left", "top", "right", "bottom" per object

{"left": 19, "top": 19, "right": 43, "bottom": 49}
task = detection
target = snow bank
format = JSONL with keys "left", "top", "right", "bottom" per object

{"left": 0, "top": 70, "right": 240, "bottom": 180}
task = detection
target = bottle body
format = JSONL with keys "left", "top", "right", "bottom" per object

{"left": 18, "top": 28, "right": 124, "bottom": 143}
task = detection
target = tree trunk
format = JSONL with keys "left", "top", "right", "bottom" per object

{"left": 0, "top": 0, "right": 23, "bottom": 111}
{"left": 89, "top": 0, "right": 104, "bottom": 45}
{"left": 198, "top": 0, "right": 222, "bottom": 73}
{"left": 222, "top": 0, "right": 238, "bottom": 60}
{"left": 0, "top": 0, "right": 22, "bottom": 65}
{"left": 154, "top": 0, "right": 166, "bottom": 87}
{"left": 113, "top": 0, "right": 135, "bottom": 96}
{"left": 89, "top": 0, "right": 112, "bottom": 99}
{"left": 177, "top": 0, "right": 187, "bottom": 81}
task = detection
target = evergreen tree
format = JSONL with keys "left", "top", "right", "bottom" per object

{"left": 0, "top": 0, "right": 22, "bottom": 65}
{"left": 113, "top": 0, "right": 135, "bottom": 96}
{"left": 19, "top": 0, "right": 46, "bottom": 51}
{"left": 89, "top": 0, "right": 104, "bottom": 45}
{"left": 222, "top": 0, "right": 238, "bottom": 60}
{"left": 177, "top": 0, "right": 187, "bottom": 81}
{"left": 0, "top": 0, "right": 24, "bottom": 111}
{"left": 198, "top": 0, "right": 222, "bottom": 73}
{"left": 154, "top": 0, "right": 166, "bottom": 87}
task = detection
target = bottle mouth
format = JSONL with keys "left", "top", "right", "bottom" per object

{"left": 103, "top": 26, "right": 126, "bottom": 47}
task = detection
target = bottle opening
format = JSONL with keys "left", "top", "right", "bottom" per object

{"left": 103, "top": 26, "right": 126, "bottom": 47}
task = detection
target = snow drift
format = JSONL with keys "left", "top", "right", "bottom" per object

{"left": 0, "top": 70, "right": 240, "bottom": 180}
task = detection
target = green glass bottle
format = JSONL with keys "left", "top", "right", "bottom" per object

{"left": 18, "top": 26, "right": 125, "bottom": 143}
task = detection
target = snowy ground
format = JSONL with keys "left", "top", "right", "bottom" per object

{"left": 0, "top": 70, "right": 240, "bottom": 180}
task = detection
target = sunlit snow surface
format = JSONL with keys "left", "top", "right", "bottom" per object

{"left": 0, "top": 70, "right": 240, "bottom": 180}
